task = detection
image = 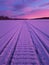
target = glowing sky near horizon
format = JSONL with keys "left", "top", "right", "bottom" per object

{"left": 0, "top": 0, "right": 49, "bottom": 18}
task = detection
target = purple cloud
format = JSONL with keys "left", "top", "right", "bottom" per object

{"left": 0, "top": 0, "right": 49, "bottom": 18}
{"left": 13, "top": 4, "right": 25, "bottom": 11}
{"left": 27, "top": 0, "right": 40, "bottom": 3}
{"left": 40, "top": 2, "right": 49, "bottom": 7}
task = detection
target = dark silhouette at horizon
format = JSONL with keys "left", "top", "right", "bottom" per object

{"left": 0, "top": 16, "right": 49, "bottom": 20}
{"left": 0, "top": 16, "right": 28, "bottom": 20}
{"left": 33, "top": 17, "right": 49, "bottom": 20}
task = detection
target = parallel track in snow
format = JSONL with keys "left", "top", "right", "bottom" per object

{"left": 0, "top": 20, "right": 49, "bottom": 65}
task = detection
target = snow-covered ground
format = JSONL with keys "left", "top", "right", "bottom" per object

{"left": 0, "top": 20, "right": 49, "bottom": 65}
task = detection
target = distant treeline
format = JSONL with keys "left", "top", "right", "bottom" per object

{"left": 0, "top": 16, "right": 28, "bottom": 20}
{"left": 33, "top": 17, "right": 49, "bottom": 20}
{"left": 0, "top": 16, "right": 10, "bottom": 20}
{"left": 0, "top": 16, "right": 49, "bottom": 20}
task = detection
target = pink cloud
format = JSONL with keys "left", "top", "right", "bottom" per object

{"left": 22, "top": 7, "right": 33, "bottom": 13}
{"left": 16, "top": 9, "right": 49, "bottom": 19}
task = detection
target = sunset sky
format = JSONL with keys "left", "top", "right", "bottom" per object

{"left": 0, "top": 0, "right": 49, "bottom": 19}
